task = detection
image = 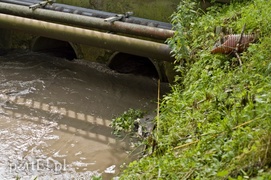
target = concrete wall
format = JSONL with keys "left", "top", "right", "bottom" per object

{"left": 0, "top": 29, "right": 11, "bottom": 50}
{"left": 57, "top": 0, "right": 179, "bottom": 22}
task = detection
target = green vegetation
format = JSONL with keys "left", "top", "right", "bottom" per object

{"left": 120, "top": 0, "right": 271, "bottom": 179}
{"left": 111, "top": 108, "right": 145, "bottom": 136}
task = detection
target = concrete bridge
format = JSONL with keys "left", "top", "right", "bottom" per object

{"left": 0, "top": 0, "right": 176, "bottom": 82}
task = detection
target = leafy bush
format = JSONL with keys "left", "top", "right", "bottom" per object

{"left": 120, "top": 0, "right": 271, "bottom": 179}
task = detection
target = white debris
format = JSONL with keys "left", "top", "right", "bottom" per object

{"left": 104, "top": 165, "right": 116, "bottom": 174}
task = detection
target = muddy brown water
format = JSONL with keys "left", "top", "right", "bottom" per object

{"left": 0, "top": 51, "right": 169, "bottom": 179}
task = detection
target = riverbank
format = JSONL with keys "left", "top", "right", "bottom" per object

{"left": 120, "top": 0, "right": 271, "bottom": 179}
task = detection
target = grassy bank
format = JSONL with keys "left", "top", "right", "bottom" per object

{"left": 120, "top": 0, "right": 271, "bottom": 179}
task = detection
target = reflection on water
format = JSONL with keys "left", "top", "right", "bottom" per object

{"left": 0, "top": 51, "right": 169, "bottom": 179}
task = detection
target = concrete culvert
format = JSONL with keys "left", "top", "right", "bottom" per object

{"left": 31, "top": 37, "right": 77, "bottom": 60}
{"left": 108, "top": 52, "right": 159, "bottom": 79}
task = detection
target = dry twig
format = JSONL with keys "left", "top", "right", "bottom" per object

{"left": 234, "top": 24, "right": 246, "bottom": 66}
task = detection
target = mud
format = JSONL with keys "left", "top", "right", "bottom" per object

{"left": 0, "top": 51, "right": 169, "bottom": 179}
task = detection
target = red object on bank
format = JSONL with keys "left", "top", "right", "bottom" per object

{"left": 211, "top": 34, "right": 255, "bottom": 54}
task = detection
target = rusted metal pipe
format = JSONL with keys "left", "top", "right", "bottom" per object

{"left": 0, "top": 13, "right": 174, "bottom": 61}
{"left": 0, "top": 0, "right": 172, "bottom": 30}
{"left": 0, "top": 2, "right": 174, "bottom": 40}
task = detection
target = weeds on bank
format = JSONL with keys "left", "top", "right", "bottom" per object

{"left": 111, "top": 108, "right": 145, "bottom": 136}
{"left": 120, "top": 0, "right": 271, "bottom": 179}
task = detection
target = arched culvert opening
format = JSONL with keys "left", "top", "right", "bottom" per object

{"left": 108, "top": 52, "right": 160, "bottom": 79}
{"left": 31, "top": 37, "right": 77, "bottom": 60}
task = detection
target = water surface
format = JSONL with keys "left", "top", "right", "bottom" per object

{"left": 0, "top": 51, "right": 168, "bottom": 179}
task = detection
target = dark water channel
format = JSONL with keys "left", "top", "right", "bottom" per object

{"left": 0, "top": 51, "right": 169, "bottom": 179}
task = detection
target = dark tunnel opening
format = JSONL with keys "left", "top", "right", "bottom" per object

{"left": 31, "top": 37, "right": 77, "bottom": 60}
{"left": 108, "top": 53, "right": 159, "bottom": 79}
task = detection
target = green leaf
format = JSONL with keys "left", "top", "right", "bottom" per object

{"left": 217, "top": 170, "right": 229, "bottom": 177}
